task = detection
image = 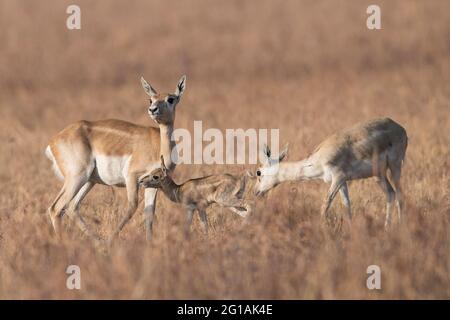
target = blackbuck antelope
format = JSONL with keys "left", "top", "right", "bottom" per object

{"left": 254, "top": 118, "right": 408, "bottom": 228}
{"left": 45, "top": 75, "right": 186, "bottom": 241}
{"left": 139, "top": 156, "right": 252, "bottom": 234}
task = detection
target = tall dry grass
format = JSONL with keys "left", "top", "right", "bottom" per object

{"left": 0, "top": 0, "right": 449, "bottom": 299}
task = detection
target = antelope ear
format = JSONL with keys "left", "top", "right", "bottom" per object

{"left": 246, "top": 171, "right": 255, "bottom": 178}
{"left": 141, "top": 76, "right": 157, "bottom": 97}
{"left": 279, "top": 143, "right": 289, "bottom": 162}
{"left": 175, "top": 75, "right": 186, "bottom": 97}
{"left": 263, "top": 143, "right": 271, "bottom": 158}
{"left": 160, "top": 155, "right": 168, "bottom": 174}
{"left": 138, "top": 173, "right": 149, "bottom": 185}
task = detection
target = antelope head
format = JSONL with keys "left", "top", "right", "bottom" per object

{"left": 141, "top": 75, "right": 186, "bottom": 125}
{"left": 139, "top": 156, "right": 170, "bottom": 189}
{"left": 253, "top": 143, "right": 289, "bottom": 197}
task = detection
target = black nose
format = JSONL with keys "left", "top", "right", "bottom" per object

{"left": 149, "top": 106, "right": 159, "bottom": 114}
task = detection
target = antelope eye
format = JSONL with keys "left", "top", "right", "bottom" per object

{"left": 167, "top": 97, "right": 174, "bottom": 104}
{"left": 256, "top": 170, "right": 261, "bottom": 177}
{"left": 153, "top": 175, "right": 159, "bottom": 180}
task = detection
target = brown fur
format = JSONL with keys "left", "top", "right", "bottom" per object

{"left": 314, "top": 118, "right": 408, "bottom": 173}
{"left": 139, "top": 159, "right": 252, "bottom": 234}
{"left": 49, "top": 119, "right": 161, "bottom": 177}
{"left": 256, "top": 118, "right": 408, "bottom": 229}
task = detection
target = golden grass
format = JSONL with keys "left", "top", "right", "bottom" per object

{"left": 0, "top": 0, "right": 449, "bottom": 299}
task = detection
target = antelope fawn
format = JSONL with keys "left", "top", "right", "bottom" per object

{"left": 253, "top": 118, "right": 408, "bottom": 228}
{"left": 139, "top": 156, "right": 252, "bottom": 234}
{"left": 45, "top": 75, "right": 186, "bottom": 241}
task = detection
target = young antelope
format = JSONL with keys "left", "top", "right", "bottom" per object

{"left": 139, "top": 157, "right": 252, "bottom": 234}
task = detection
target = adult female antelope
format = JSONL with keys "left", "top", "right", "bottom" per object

{"left": 46, "top": 75, "right": 186, "bottom": 241}
{"left": 254, "top": 118, "right": 407, "bottom": 228}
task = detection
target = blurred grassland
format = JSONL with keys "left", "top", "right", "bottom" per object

{"left": 0, "top": 0, "right": 449, "bottom": 299}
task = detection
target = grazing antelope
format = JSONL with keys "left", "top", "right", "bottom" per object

{"left": 45, "top": 75, "right": 187, "bottom": 241}
{"left": 139, "top": 156, "right": 252, "bottom": 234}
{"left": 253, "top": 118, "right": 408, "bottom": 228}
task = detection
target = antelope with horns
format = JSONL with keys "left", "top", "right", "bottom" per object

{"left": 45, "top": 75, "right": 186, "bottom": 241}
{"left": 139, "top": 156, "right": 252, "bottom": 234}
{"left": 253, "top": 118, "right": 408, "bottom": 228}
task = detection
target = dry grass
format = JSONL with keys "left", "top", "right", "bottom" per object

{"left": 0, "top": 0, "right": 449, "bottom": 299}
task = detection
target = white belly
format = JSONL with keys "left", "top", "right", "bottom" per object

{"left": 94, "top": 155, "right": 131, "bottom": 186}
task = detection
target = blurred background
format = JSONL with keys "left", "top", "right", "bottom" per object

{"left": 0, "top": 0, "right": 449, "bottom": 299}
